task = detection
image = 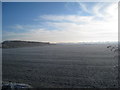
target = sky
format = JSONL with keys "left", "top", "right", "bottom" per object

{"left": 0, "top": 1, "right": 1, "bottom": 42}
{"left": 2, "top": 2, "right": 118, "bottom": 43}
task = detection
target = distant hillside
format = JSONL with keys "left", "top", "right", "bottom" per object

{"left": 2, "top": 40, "right": 54, "bottom": 48}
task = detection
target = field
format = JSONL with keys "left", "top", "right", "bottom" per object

{"left": 2, "top": 44, "right": 118, "bottom": 88}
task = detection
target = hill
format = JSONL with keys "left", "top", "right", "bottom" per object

{"left": 2, "top": 40, "right": 53, "bottom": 48}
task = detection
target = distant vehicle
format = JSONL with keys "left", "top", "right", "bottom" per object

{"left": 2, "top": 81, "right": 32, "bottom": 90}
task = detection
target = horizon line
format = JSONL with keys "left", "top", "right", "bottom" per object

{"left": 1, "top": 40, "right": 119, "bottom": 43}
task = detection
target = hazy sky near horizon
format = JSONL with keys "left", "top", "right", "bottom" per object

{"left": 3, "top": 2, "right": 118, "bottom": 43}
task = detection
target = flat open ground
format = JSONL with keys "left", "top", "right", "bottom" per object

{"left": 2, "top": 44, "right": 118, "bottom": 88}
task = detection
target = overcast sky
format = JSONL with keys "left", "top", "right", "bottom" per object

{"left": 2, "top": 2, "right": 118, "bottom": 43}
